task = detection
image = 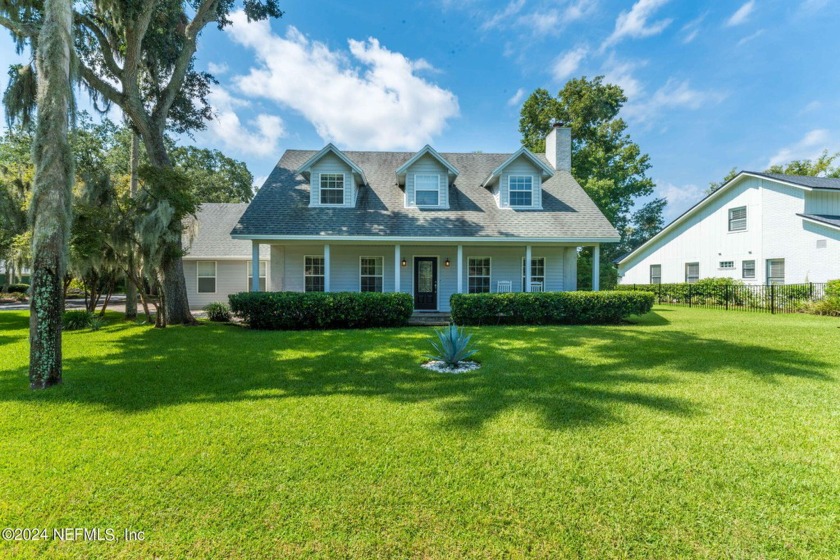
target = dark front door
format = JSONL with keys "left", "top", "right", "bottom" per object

{"left": 414, "top": 257, "right": 437, "bottom": 310}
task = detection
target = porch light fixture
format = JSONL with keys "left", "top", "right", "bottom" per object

{"left": 401, "top": 258, "right": 407, "bottom": 267}
{"left": 444, "top": 258, "right": 451, "bottom": 268}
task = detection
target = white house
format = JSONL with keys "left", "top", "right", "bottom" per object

{"left": 618, "top": 172, "right": 840, "bottom": 285}
{"left": 182, "top": 203, "right": 270, "bottom": 308}
{"left": 183, "top": 125, "right": 619, "bottom": 312}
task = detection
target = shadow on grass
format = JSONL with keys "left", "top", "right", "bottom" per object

{"left": 0, "top": 311, "right": 833, "bottom": 431}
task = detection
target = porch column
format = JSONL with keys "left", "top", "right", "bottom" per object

{"left": 525, "top": 245, "right": 532, "bottom": 292}
{"left": 456, "top": 245, "right": 463, "bottom": 294}
{"left": 592, "top": 244, "right": 600, "bottom": 292}
{"left": 251, "top": 241, "right": 261, "bottom": 292}
{"left": 324, "top": 244, "right": 331, "bottom": 292}
{"left": 394, "top": 245, "right": 401, "bottom": 293}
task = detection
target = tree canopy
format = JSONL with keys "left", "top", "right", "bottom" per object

{"left": 519, "top": 76, "right": 664, "bottom": 288}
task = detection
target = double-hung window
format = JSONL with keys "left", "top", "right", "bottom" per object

{"left": 521, "top": 257, "right": 545, "bottom": 291}
{"left": 197, "top": 261, "right": 216, "bottom": 293}
{"left": 247, "top": 260, "right": 267, "bottom": 292}
{"left": 685, "top": 262, "right": 699, "bottom": 284}
{"left": 742, "top": 260, "right": 755, "bottom": 279}
{"left": 509, "top": 175, "right": 533, "bottom": 207}
{"left": 304, "top": 256, "right": 325, "bottom": 292}
{"left": 414, "top": 174, "right": 440, "bottom": 206}
{"left": 767, "top": 259, "right": 785, "bottom": 285}
{"left": 468, "top": 257, "right": 491, "bottom": 293}
{"left": 650, "top": 264, "right": 662, "bottom": 284}
{"left": 360, "top": 257, "right": 384, "bottom": 292}
{"left": 728, "top": 206, "right": 747, "bottom": 231}
{"left": 320, "top": 173, "right": 344, "bottom": 205}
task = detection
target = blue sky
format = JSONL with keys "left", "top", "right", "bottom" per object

{"left": 2, "top": 0, "right": 840, "bottom": 220}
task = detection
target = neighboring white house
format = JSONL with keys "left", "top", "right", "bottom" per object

{"left": 215, "top": 124, "right": 619, "bottom": 312}
{"left": 182, "top": 203, "right": 270, "bottom": 308}
{"left": 618, "top": 172, "right": 840, "bottom": 285}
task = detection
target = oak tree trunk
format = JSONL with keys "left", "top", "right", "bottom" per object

{"left": 29, "top": 0, "right": 74, "bottom": 389}
{"left": 144, "top": 132, "right": 194, "bottom": 325}
{"left": 124, "top": 132, "right": 139, "bottom": 320}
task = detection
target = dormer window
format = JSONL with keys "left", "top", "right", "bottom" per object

{"left": 415, "top": 174, "right": 440, "bottom": 206}
{"left": 509, "top": 176, "right": 533, "bottom": 207}
{"left": 320, "top": 173, "right": 345, "bottom": 205}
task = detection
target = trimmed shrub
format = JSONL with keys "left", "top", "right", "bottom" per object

{"left": 228, "top": 291, "right": 414, "bottom": 330}
{"left": 826, "top": 279, "right": 840, "bottom": 299}
{"left": 62, "top": 310, "right": 96, "bottom": 331}
{"left": 203, "top": 302, "right": 231, "bottom": 322}
{"left": 450, "top": 291, "right": 655, "bottom": 326}
{"left": 7, "top": 283, "right": 29, "bottom": 294}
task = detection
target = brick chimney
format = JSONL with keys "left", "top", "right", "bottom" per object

{"left": 545, "top": 122, "right": 571, "bottom": 172}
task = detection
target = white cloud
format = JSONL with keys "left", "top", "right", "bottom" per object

{"left": 225, "top": 14, "right": 459, "bottom": 150}
{"left": 680, "top": 14, "right": 705, "bottom": 44}
{"left": 767, "top": 129, "right": 837, "bottom": 167}
{"left": 800, "top": 100, "right": 822, "bottom": 114}
{"left": 481, "top": 0, "right": 526, "bottom": 31}
{"left": 203, "top": 86, "right": 285, "bottom": 157}
{"left": 726, "top": 1, "right": 755, "bottom": 27}
{"left": 552, "top": 47, "right": 588, "bottom": 82}
{"left": 737, "top": 29, "right": 764, "bottom": 46}
{"left": 658, "top": 182, "right": 706, "bottom": 219}
{"left": 602, "top": 56, "right": 646, "bottom": 99}
{"left": 623, "top": 79, "right": 724, "bottom": 123}
{"left": 602, "top": 0, "right": 672, "bottom": 50}
{"left": 507, "top": 88, "right": 527, "bottom": 107}
{"left": 207, "top": 62, "right": 229, "bottom": 75}
{"left": 482, "top": 0, "right": 596, "bottom": 36}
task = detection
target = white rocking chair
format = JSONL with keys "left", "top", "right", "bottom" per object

{"left": 530, "top": 281, "right": 544, "bottom": 292}
{"left": 496, "top": 281, "right": 512, "bottom": 293}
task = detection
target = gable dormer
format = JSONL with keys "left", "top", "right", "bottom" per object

{"left": 396, "top": 145, "right": 459, "bottom": 209}
{"left": 481, "top": 148, "right": 554, "bottom": 209}
{"left": 297, "top": 144, "right": 367, "bottom": 208}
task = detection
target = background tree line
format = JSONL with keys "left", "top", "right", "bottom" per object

{"left": 0, "top": 114, "right": 254, "bottom": 325}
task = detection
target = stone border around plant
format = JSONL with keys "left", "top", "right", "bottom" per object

{"left": 421, "top": 360, "right": 481, "bottom": 374}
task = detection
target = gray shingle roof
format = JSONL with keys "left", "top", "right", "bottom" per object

{"left": 184, "top": 203, "right": 269, "bottom": 258}
{"left": 233, "top": 150, "right": 619, "bottom": 241}
{"left": 798, "top": 213, "right": 840, "bottom": 229}
{"left": 746, "top": 172, "right": 840, "bottom": 190}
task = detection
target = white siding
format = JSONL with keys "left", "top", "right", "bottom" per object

{"left": 310, "top": 153, "right": 355, "bottom": 207}
{"left": 405, "top": 154, "right": 449, "bottom": 208}
{"left": 804, "top": 191, "right": 840, "bottom": 215}
{"left": 184, "top": 259, "right": 270, "bottom": 308}
{"left": 273, "top": 244, "right": 577, "bottom": 311}
{"left": 500, "top": 155, "right": 541, "bottom": 209}
{"left": 619, "top": 177, "right": 840, "bottom": 285}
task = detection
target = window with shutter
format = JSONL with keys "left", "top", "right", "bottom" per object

{"left": 728, "top": 206, "right": 747, "bottom": 231}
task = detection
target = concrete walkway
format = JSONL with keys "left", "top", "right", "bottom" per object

{"left": 0, "top": 295, "right": 126, "bottom": 312}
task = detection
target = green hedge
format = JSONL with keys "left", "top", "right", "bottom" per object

{"left": 6, "top": 283, "right": 30, "bottom": 294}
{"left": 450, "top": 291, "right": 654, "bottom": 326}
{"left": 228, "top": 291, "right": 414, "bottom": 330}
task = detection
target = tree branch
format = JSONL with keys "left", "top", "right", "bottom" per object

{"left": 75, "top": 13, "right": 123, "bottom": 80}
{"left": 0, "top": 15, "right": 37, "bottom": 39}
{"left": 152, "top": 0, "right": 220, "bottom": 130}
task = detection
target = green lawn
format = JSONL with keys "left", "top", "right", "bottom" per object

{"left": 0, "top": 308, "right": 838, "bottom": 559}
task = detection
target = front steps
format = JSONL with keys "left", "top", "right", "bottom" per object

{"left": 408, "top": 312, "right": 452, "bottom": 326}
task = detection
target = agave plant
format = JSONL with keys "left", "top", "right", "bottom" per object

{"left": 427, "top": 323, "right": 477, "bottom": 368}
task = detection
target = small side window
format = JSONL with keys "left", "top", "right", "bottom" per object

{"left": 650, "top": 264, "right": 661, "bottom": 284}
{"left": 685, "top": 262, "right": 699, "bottom": 284}
{"left": 742, "top": 260, "right": 755, "bottom": 279}
{"left": 197, "top": 261, "right": 216, "bottom": 293}
{"left": 728, "top": 206, "right": 747, "bottom": 231}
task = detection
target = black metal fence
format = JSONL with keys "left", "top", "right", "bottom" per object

{"left": 615, "top": 282, "right": 827, "bottom": 314}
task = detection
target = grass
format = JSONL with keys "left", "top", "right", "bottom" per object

{"left": 0, "top": 307, "right": 838, "bottom": 559}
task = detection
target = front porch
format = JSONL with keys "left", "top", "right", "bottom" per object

{"left": 251, "top": 241, "right": 602, "bottom": 312}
